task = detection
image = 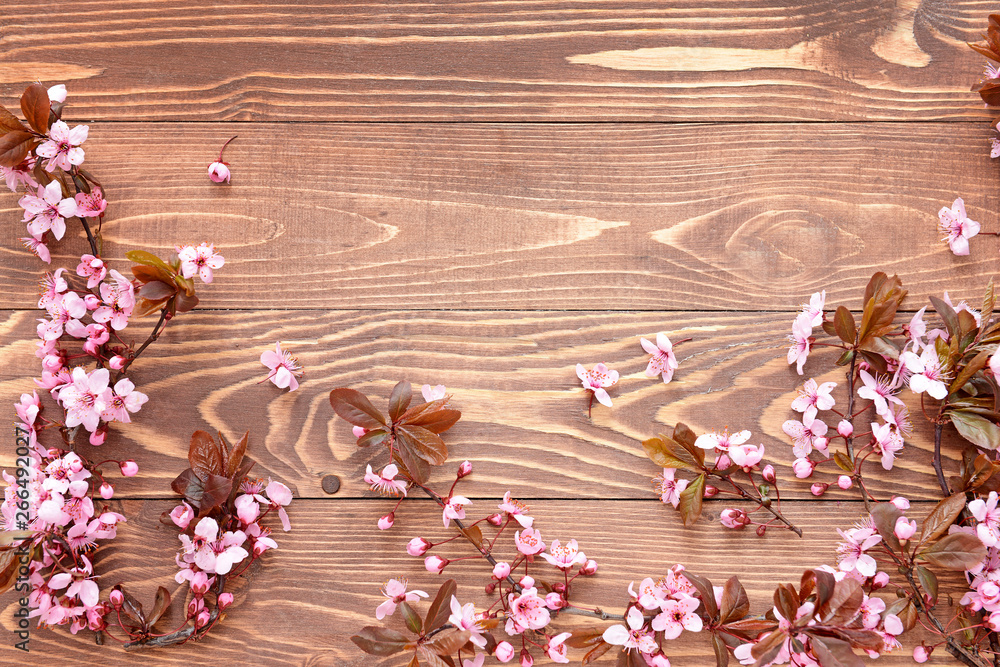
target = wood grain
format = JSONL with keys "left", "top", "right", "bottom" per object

{"left": 0, "top": 499, "right": 952, "bottom": 665}
{"left": 2, "top": 122, "right": 1000, "bottom": 311}
{"left": 0, "top": 308, "right": 975, "bottom": 502}
{"left": 0, "top": 1, "right": 996, "bottom": 121}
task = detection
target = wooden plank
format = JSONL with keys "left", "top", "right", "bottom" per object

{"left": 0, "top": 309, "right": 972, "bottom": 501}
{"left": 0, "top": 499, "right": 948, "bottom": 665}
{"left": 0, "top": 1, "right": 995, "bottom": 122}
{"left": 1, "top": 122, "right": 999, "bottom": 311}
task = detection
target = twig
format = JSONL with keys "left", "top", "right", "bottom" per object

{"left": 116, "top": 308, "right": 168, "bottom": 378}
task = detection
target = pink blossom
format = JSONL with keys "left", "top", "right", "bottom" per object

{"left": 801, "top": 291, "right": 826, "bottom": 327}
{"left": 728, "top": 444, "right": 764, "bottom": 470}
{"left": 263, "top": 479, "right": 293, "bottom": 531}
{"left": 457, "top": 460, "right": 472, "bottom": 477}
{"left": 837, "top": 420, "right": 853, "bottom": 438}
{"left": 365, "top": 464, "right": 407, "bottom": 497}
{"left": 407, "top": 537, "right": 431, "bottom": 556}
{"left": 170, "top": 501, "right": 194, "bottom": 529}
{"left": 938, "top": 197, "right": 980, "bottom": 255}
{"left": 20, "top": 237, "right": 50, "bottom": 263}
{"left": 508, "top": 586, "right": 550, "bottom": 631}
{"left": 260, "top": 341, "right": 302, "bottom": 391}
{"left": 541, "top": 538, "right": 587, "bottom": 570}
{"left": 442, "top": 495, "right": 471, "bottom": 527}
{"left": 872, "top": 421, "right": 904, "bottom": 471}
{"left": 449, "top": 596, "right": 487, "bottom": 647}
{"left": 498, "top": 491, "right": 533, "bottom": 528}
{"left": 856, "top": 370, "right": 903, "bottom": 418}
{"left": 545, "top": 632, "right": 572, "bottom": 663}
{"left": 2, "top": 156, "right": 38, "bottom": 192}
{"left": 99, "top": 482, "right": 114, "bottom": 499}
{"left": 514, "top": 528, "right": 545, "bottom": 556}
{"left": 836, "top": 526, "right": 882, "bottom": 577}
{"left": 177, "top": 243, "right": 225, "bottom": 283}
{"left": 92, "top": 269, "right": 135, "bottom": 331}
{"left": 36, "top": 120, "right": 88, "bottom": 172}
{"left": 811, "top": 482, "right": 829, "bottom": 497}
{"left": 890, "top": 496, "right": 910, "bottom": 511}
{"left": 178, "top": 517, "right": 248, "bottom": 575}
{"left": 75, "top": 187, "right": 106, "bottom": 218}
{"left": 20, "top": 180, "right": 76, "bottom": 241}
{"left": 640, "top": 332, "right": 679, "bottom": 383}
{"left": 787, "top": 311, "right": 813, "bottom": 375}
{"left": 970, "top": 492, "right": 1000, "bottom": 547}
{"left": 48, "top": 84, "right": 67, "bottom": 104}
{"left": 101, "top": 378, "right": 148, "bottom": 424}
{"left": 894, "top": 516, "right": 916, "bottom": 541}
{"left": 782, "top": 415, "right": 828, "bottom": 458}
{"left": 901, "top": 345, "right": 948, "bottom": 400}
{"left": 495, "top": 642, "right": 515, "bottom": 662}
{"left": 492, "top": 562, "right": 511, "bottom": 579}
{"left": 762, "top": 464, "right": 776, "bottom": 483}
{"left": 120, "top": 460, "right": 138, "bottom": 477}
{"left": 375, "top": 578, "right": 428, "bottom": 620}
{"left": 377, "top": 513, "right": 394, "bottom": 530}
{"left": 791, "top": 378, "right": 836, "bottom": 423}
{"left": 914, "top": 645, "right": 931, "bottom": 663}
{"left": 837, "top": 475, "right": 853, "bottom": 490}
{"left": 425, "top": 555, "right": 448, "bottom": 573}
{"left": 720, "top": 508, "right": 749, "bottom": 529}
{"left": 48, "top": 568, "right": 99, "bottom": 608}
{"left": 576, "top": 362, "right": 618, "bottom": 408}
{"left": 422, "top": 384, "right": 447, "bottom": 401}
{"left": 652, "top": 596, "right": 703, "bottom": 639}
{"left": 57, "top": 367, "right": 110, "bottom": 432}
{"left": 653, "top": 468, "right": 689, "bottom": 508}
{"left": 602, "top": 606, "right": 657, "bottom": 653}
{"left": 694, "top": 429, "right": 751, "bottom": 451}
{"left": 208, "top": 161, "right": 231, "bottom": 183}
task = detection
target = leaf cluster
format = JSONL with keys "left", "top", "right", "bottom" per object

{"left": 820, "top": 272, "right": 906, "bottom": 372}
{"left": 128, "top": 250, "right": 200, "bottom": 318}
{"left": 113, "top": 585, "right": 173, "bottom": 641}
{"left": 0, "top": 84, "right": 49, "bottom": 169}
{"left": 170, "top": 430, "right": 254, "bottom": 518}
{"left": 641, "top": 423, "right": 710, "bottom": 526}
{"left": 971, "top": 15, "right": 1000, "bottom": 105}
{"left": 329, "top": 382, "right": 461, "bottom": 485}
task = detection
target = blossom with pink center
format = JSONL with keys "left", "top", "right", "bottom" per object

{"left": 75, "top": 187, "right": 106, "bottom": 218}
{"left": 728, "top": 444, "right": 764, "bottom": 471}
{"left": 782, "top": 415, "right": 828, "bottom": 458}
{"left": 170, "top": 501, "right": 195, "bottom": 529}
{"left": 791, "top": 378, "right": 836, "bottom": 423}
{"left": 872, "top": 421, "right": 904, "bottom": 471}
{"left": 901, "top": 345, "right": 949, "bottom": 400}
{"left": 603, "top": 606, "right": 657, "bottom": 653}
{"left": 75, "top": 254, "right": 107, "bottom": 289}
{"left": 92, "top": 269, "right": 135, "bottom": 331}
{"left": 630, "top": 577, "right": 668, "bottom": 610}
{"left": 15, "top": 390, "right": 41, "bottom": 429}
{"left": 894, "top": 516, "right": 917, "bottom": 541}
{"left": 375, "top": 578, "right": 428, "bottom": 620}
{"left": 80, "top": 323, "right": 110, "bottom": 356}
{"left": 100, "top": 378, "right": 148, "bottom": 424}
{"left": 694, "top": 429, "right": 751, "bottom": 451}
{"left": 35, "top": 120, "right": 89, "bottom": 172}
{"left": 541, "top": 539, "right": 587, "bottom": 570}
{"left": 37, "top": 290, "right": 87, "bottom": 341}
{"left": 514, "top": 527, "right": 545, "bottom": 556}
{"left": 48, "top": 568, "right": 99, "bottom": 608}
{"left": 938, "top": 197, "right": 980, "bottom": 256}
{"left": 38, "top": 269, "right": 68, "bottom": 309}
{"left": 720, "top": 508, "right": 750, "bottom": 529}
{"left": 546, "top": 632, "right": 572, "bottom": 663}
{"left": 263, "top": 479, "right": 293, "bottom": 531}
{"left": 177, "top": 243, "right": 225, "bottom": 283}
{"left": 234, "top": 494, "right": 260, "bottom": 525}
{"left": 260, "top": 341, "right": 303, "bottom": 391}
{"left": 652, "top": 596, "right": 703, "bottom": 639}
{"left": 856, "top": 370, "right": 903, "bottom": 418}
{"left": 508, "top": 586, "right": 550, "bottom": 631}
{"left": 498, "top": 491, "right": 533, "bottom": 528}
{"left": 836, "top": 526, "right": 882, "bottom": 577}
{"left": 449, "top": 596, "right": 487, "bottom": 647}
{"left": 178, "top": 517, "right": 248, "bottom": 575}
{"left": 653, "top": 468, "right": 689, "bottom": 508}
{"left": 787, "top": 311, "right": 813, "bottom": 375}
{"left": 422, "top": 384, "right": 447, "bottom": 402}
{"left": 21, "top": 237, "right": 50, "bottom": 263}
{"left": 576, "top": 362, "right": 618, "bottom": 408}
{"left": 364, "top": 464, "right": 407, "bottom": 497}
{"left": 801, "top": 291, "right": 826, "bottom": 327}
{"left": 20, "top": 181, "right": 76, "bottom": 241}
{"left": 57, "top": 367, "right": 111, "bottom": 432}
{"left": 2, "top": 156, "right": 38, "bottom": 192}
{"left": 640, "top": 332, "right": 679, "bottom": 383}
{"left": 970, "top": 492, "right": 1000, "bottom": 547}
{"left": 442, "top": 494, "right": 471, "bottom": 527}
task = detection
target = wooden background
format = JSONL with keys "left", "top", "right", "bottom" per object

{"left": 0, "top": 1, "right": 997, "bottom": 664}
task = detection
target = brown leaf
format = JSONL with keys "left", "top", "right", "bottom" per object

{"left": 683, "top": 571, "right": 719, "bottom": 619}
{"left": 833, "top": 306, "right": 856, "bottom": 345}
{"left": 225, "top": 431, "right": 250, "bottom": 479}
{"left": 0, "top": 105, "right": 25, "bottom": 134}
{"left": 350, "top": 626, "right": 410, "bottom": 656}
{"left": 824, "top": 578, "right": 863, "bottom": 626}
{"left": 424, "top": 579, "right": 457, "bottom": 633}
{"left": 146, "top": 586, "right": 171, "bottom": 628}
{"left": 677, "top": 474, "right": 705, "bottom": 526}
{"left": 424, "top": 628, "right": 471, "bottom": 656}
{"left": 356, "top": 429, "right": 389, "bottom": 448}
{"left": 329, "top": 388, "right": 387, "bottom": 429}
{"left": 397, "top": 425, "right": 449, "bottom": 466}
{"left": 810, "top": 636, "right": 865, "bottom": 667}
{"left": 564, "top": 629, "right": 606, "bottom": 648}
{"left": 0, "top": 131, "right": 36, "bottom": 168}
{"left": 951, "top": 349, "right": 991, "bottom": 394}
{"left": 189, "top": 430, "right": 224, "bottom": 478}
{"left": 582, "top": 642, "right": 612, "bottom": 664}
{"left": 388, "top": 381, "right": 413, "bottom": 423}
{"left": 200, "top": 473, "right": 233, "bottom": 512}
{"left": 949, "top": 411, "right": 1000, "bottom": 450}
{"left": 137, "top": 280, "right": 177, "bottom": 301}
{"left": 750, "top": 629, "right": 786, "bottom": 664}
{"left": 399, "top": 601, "right": 422, "bottom": 634}
{"left": 773, "top": 584, "right": 798, "bottom": 625}
{"left": 642, "top": 436, "right": 701, "bottom": 472}
{"left": 918, "top": 492, "right": 967, "bottom": 545}
{"left": 722, "top": 618, "right": 777, "bottom": 638}
{"left": 394, "top": 445, "right": 430, "bottom": 485}
{"left": 713, "top": 633, "right": 730, "bottom": 667}
{"left": 869, "top": 503, "right": 902, "bottom": 554}
{"left": 460, "top": 524, "right": 484, "bottom": 550}
{"left": 0, "top": 550, "right": 19, "bottom": 595}
{"left": 720, "top": 576, "right": 750, "bottom": 623}
{"left": 914, "top": 565, "right": 938, "bottom": 605}
{"left": 921, "top": 532, "right": 988, "bottom": 570}
{"left": 404, "top": 407, "right": 462, "bottom": 434}
{"left": 674, "top": 423, "right": 706, "bottom": 467}
{"left": 20, "top": 83, "right": 50, "bottom": 134}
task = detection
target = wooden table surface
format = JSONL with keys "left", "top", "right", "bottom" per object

{"left": 1, "top": 1, "right": 997, "bottom": 664}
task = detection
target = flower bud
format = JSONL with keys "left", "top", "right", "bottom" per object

{"left": 457, "top": 460, "right": 473, "bottom": 478}
{"left": 519, "top": 575, "right": 535, "bottom": 589}
{"left": 762, "top": 464, "right": 776, "bottom": 483}
{"left": 119, "top": 460, "right": 138, "bottom": 477}
{"left": 407, "top": 537, "right": 431, "bottom": 557}
{"left": 581, "top": 559, "right": 598, "bottom": 575}
{"left": 170, "top": 502, "right": 194, "bottom": 530}
{"left": 813, "top": 437, "right": 828, "bottom": 451}
{"left": 913, "top": 645, "right": 931, "bottom": 663}
{"left": 191, "top": 572, "right": 211, "bottom": 596}
{"left": 110, "top": 588, "right": 123, "bottom": 609}
{"left": 716, "top": 453, "right": 732, "bottom": 469}
{"left": 492, "top": 561, "right": 511, "bottom": 580}
{"left": 837, "top": 420, "right": 853, "bottom": 438}
{"left": 837, "top": 475, "right": 852, "bottom": 490}
{"left": 894, "top": 516, "right": 917, "bottom": 541}
{"left": 42, "top": 355, "right": 63, "bottom": 373}
{"left": 89, "top": 428, "right": 106, "bottom": 446}
{"left": 810, "top": 482, "right": 828, "bottom": 497}
{"left": 792, "top": 458, "right": 815, "bottom": 478}
{"left": 48, "top": 84, "right": 67, "bottom": 104}
{"left": 720, "top": 508, "right": 748, "bottom": 529}
{"left": 519, "top": 649, "right": 533, "bottom": 667}
{"left": 872, "top": 571, "right": 890, "bottom": 589}
{"left": 195, "top": 608, "right": 211, "bottom": 628}
{"left": 208, "top": 161, "right": 231, "bottom": 184}
{"left": 485, "top": 581, "right": 497, "bottom": 595}
{"left": 99, "top": 482, "right": 114, "bottom": 499}
{"left": 487, "top": 513, "right": 503, "bottom": 526}
{"left": 377, "top": 513, "right": 394, "bottom": 530}
{"left": 649, "top": 656, "right": 670, "bottom": 667}
{"left": 187, "top": 597, "right": 204, "bottom": 617}
{"left": 108, "top": 355, "right": 126, "bottom": 370}
{"left": 351, "top": 425, "right": 368, "bottom": 438}
{"left": 703, "top": 485, "right": 718, "bottom": 498}
{"left": 890, "top": 495, "right": 910, "bottom": 511}
{"left": 495, "top": 641, "right": 515, "bottom": 662}
{"left": 218, "top": 592, "right": 233, "bottom": 610}
{"left": 756, "top": 525, "right": 766, "bottom": 537}
{"left": 425, "top": 555, "right": 448, "bottom": 573}
{"left": 84, "top": 294, "right": 100, "bottom": 310}
{"left": 552, "top": 583, "right": 566, "bottom": 594}
{"left": 545, "top": 592, "right": 564, "bottom": 609}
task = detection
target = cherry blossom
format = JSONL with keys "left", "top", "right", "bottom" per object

{"left": 970, "top": 492, "right": 1000, "bottom": 547}
{"left": 364, "top": 464, "right": 408, "bottom": 496}
{"left": 782, "top": 415, "right": 828, "bottom": 458}
{"left": 901, "top": 345, "right": 949, "bottom": 400}
{"left": 208, "top": 161, "right": 231, "bottom": 183}
{"left": 74, "top": 187, "right": 106, "bottom": 218}
{"left": 21, "top": 237, "right": 50, "bottom": 263}
{"left": 448, "top": 596, "right": 487, "bottom": 647}
{"left": 20, "top": 181, "right": 76, "bottom": 241}
{"left": 422, "top": 384, "right": 447, "bottom": 401}
{"left": 260, "top": 341, "right": 303, "bottom": 391}
{"left": 178, "top": 517, "right": 248, "bottom": 575}
{"left": 801, "top": 290, "right": 826, "bottom": 327}
{"left": 791, "top": 378, "right": 836, "bottom": 423}
{"left": 36, "top": 120, "right": 89, "bottom": 172}
{"left": 872, "top": 421, "right": 904, "bottom": 470}
{"left": 100, "top": 378, "right": 149, "bottom": 424}
{"left": 2, "top": 156, "right": 37, "bottom": 192}
{"left": 640, "top": 332, "right": 679, "bottom": 383}
{"left": 836, "top": 526, "right": 882, "bottom": 577}
{"left": 92, "top": 269, "right": 135, "bottom": 331}
{"left": 57, "top": 367, "right": 111, "bottom": 432}
{"left": 48, "top": 84, "right": 67, "bottom": 103}
{"left": 442, "top": 494, "right": 471, "bottom": 527}
{"left": 937, "top": 197, "right": 980, "bottom": 255}
{"left": 507, "top": 586, "right": 550, "bottom": 632}
{"left": 653, "top": 468, "right": 688, "bottom": 508}
{"left": 545, "top": 632, "right": 572, "bottom": 663}
{"left": 514, "top": 527, "right": 545, "bottom": 556}
{"left": 603, "top": 606, "right": 657, "bottom": 653}
{"left": 177, "top": 242, "right": 225, "bottom": 283}
{"left": 541, "top": 539, "right": 587, "bottom": 570}
{"left": 787, "top": 311, "right": 813, "bottom": 375}
{"left": 728, "top": 444, "right": 764, "bottom": 471}
{"left": 652, "top": 596, "right": 702, "bottom": 639}
{"left": 694, "top": 428, "right": 750, "bottom": 451}
{"left": 75, "top": 254, "right": 107, "bottom": 289}
{"left": 375, "top": 578, "right": 427, "bottom": 620}
{"left": 576, "top": 362, "right": 618, "bottom": 408}
{"left": 856, "top": 369, "right": 903, "bottom": 418}
{"left": 498, "top": 491, "right": 533, "bottom": 528}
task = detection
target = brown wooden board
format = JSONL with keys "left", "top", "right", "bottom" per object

{"left": 0, "top": 0, "right": 996, "bottom": 122}
{"left": 1, "top": 122, "right": 999, "bottom": 311}
{"left": 0, "top": 499, "right": 950, "bottom": 665}
{"left": 0, "top": 309, "right": 975, "bottom": 502}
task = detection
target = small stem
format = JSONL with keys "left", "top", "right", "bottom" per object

{"left": 845, "top": 350, "right": 858, "bottom": 461}
{"left": 116, "top": 308, "right": 168, "bottom": 378}
{"left": 218, "top": 135, "right": 238, "bottom": 161}
{"left": 79, "top": 217, "right": 99, "bottom": 256}
{"left": 933, "top": 422, "right": 949, "bottom": 495}
{"left": 719, "top": 472, "right": 802, "bottom": 537}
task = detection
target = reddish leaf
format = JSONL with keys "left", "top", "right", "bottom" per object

{"left": 170, "top": 468, "right": 205, "bottom": 507}
{"left": 417, "top": 646, "right": 452, "bottom": 667}
{"left": 424, "top": 580, "right": 458, "bottom": 632}
{"left": 224, "top": 431, "right": 249, "bottom": 479}
{"left": 918, "top": 492, "right": 967, "bottom": 545}
{"left": 721, "top": 618, "right": 777, "bottom": 638}
{"left": 0, "top": 551, "right": 19, "bottom": 595}
{"left": 388, "top": 381, "right": 413, "bottom": 423}
{"left": 147, "top": 586, "right": 171, "bottom": 628}
{"left": 399, "top": 601, "right": 422, "bottom": 634}
{"left": 810, "top": 636, "right": 865, "bottom": 667}
{"left": 137, "top": 280, "right": 177, "bottom": 301}
{"left": 350, "top": 626, "right": 410, "bottom": 656}
{"left": 677, "top": 474, "right": 705, "bottom": 526}
{"left": 397, "top": 425, "right": 449, "bottom": 465}
{"left": 582, "top": 642, "right": 612, "bottom": 664}
{"left": 424, "top": 628, "right": 471, "bottom": 656}
{"left": 20, "top": 83, "right": 50, "bottom": 134}
{"left": 720, "top": 576, "right": 750, "bottom": 623}
{"left": 773, "top": 584, "right": 798, "bottom": 625}
{"left": 750, "top": 629, "right": 786, "bottom": 664}
{"left": 950, "top": 411, "right": 1000, "bottom": 450}
{"left": 189, "top": 430, "right": 224, "bottom": 478}
{"left": 825, "top": 578, "right": 864, "bottom": 626}
{"left": 356, "top": 428, "right": 388, "bottom": 448}
{"left": 869, "top": 503, "right": 902, "bottom": 554}
{"left": 642, "top": 436, "right": 700, "bottom": 472}
{"left": 394, "top": 445, "right": 430, "bottom": 485}
{"left": 461, "top": 523, "right": 484, "bottom": 550}
{"left": 914, "top": 565, "right": 938, "bottom": 605}
{"left": 0, "top": 105, "right": 24, "bottom": 134}
{"left": 674, "top": 423, "right": 706, "bottom": 467}
{"left": 0, "top": 131, "right": 36, "bottom": 168}
{"left": 921, "top": 532, "right": 988, "bottom": 570}
{"left": 805, "top": 569, "right": 836, "bottom": 618}
{"left": 833, "top": 306, "right": 856, "bottom": 345}
{"left": 564, "top": 629, "right": 607, "bottom": 648}
{"left": 131, "top": 264, "right": 174, "bottom": 285}
{"left": 712, "top": 633, "right": 730, "bottom": 667}
{"left": 329, "top": 388, "right": 386, "bottom": 429}
{"left": 405, "top": 407, "right": 462, "bottom": 434}
{"left": 683, "top": 571, "right": 719, "bottom": 619}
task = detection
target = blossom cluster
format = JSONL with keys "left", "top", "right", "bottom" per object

{"left": 577, "top": 332, "right": 681, "bottom": 411}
